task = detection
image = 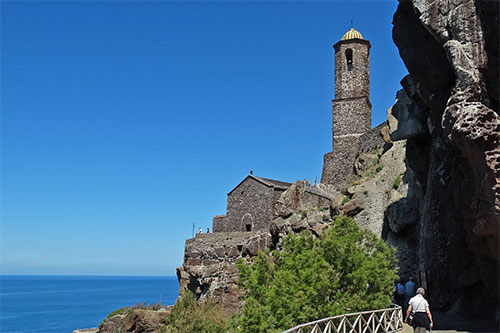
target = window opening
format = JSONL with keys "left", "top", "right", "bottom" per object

{"left": 345, "top": 49, "right": 353, "bottom": 71}
{"left": 245, "top": 224, "right": 252, "bottom": 232}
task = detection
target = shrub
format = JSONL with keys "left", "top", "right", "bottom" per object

{"left": 106, "top": 307, "right": 130, "bottom": 319}
{"left": 376, "top": 165, "right": 383, "bottom": 172}
{"left": 130, "top": 302, "right": 147, "bottom": 310}
{"left": 341, "top": 196, "right": 351, "bottom": 205}
{"left": 299, "top": 210, "right": 307, "bottom": 219}
{"left": 160, "top": 291, "right": 230, "bottom": 333}
{"left": 234, "top": 216, "right": 398, "bottom": 332}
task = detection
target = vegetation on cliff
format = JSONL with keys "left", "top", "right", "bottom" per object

{"left": 159, "top": 291, "right": 229, "bottom": 333}
{"left": 234, "top": 216, "right": 398, "bottom": 332}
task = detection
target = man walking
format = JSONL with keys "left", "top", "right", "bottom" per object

{"left": 404, "top": 277, "right": 416, "bottom": 313}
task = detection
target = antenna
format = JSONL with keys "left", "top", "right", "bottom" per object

{"left": 192, "top": 222, "right": 195, "bottom": 238}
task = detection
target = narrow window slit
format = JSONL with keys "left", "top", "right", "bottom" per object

{"left": 345, "top": 49, "right": 353, "bottom": 71}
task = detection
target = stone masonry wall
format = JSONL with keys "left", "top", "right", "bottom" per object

{"left": 321, "top": 136, "right": 360, "bottom": 189}
{"left": 332, "top": 97, "right": 371, "bottom": 142}
{"left": 334, "top": 40, "right": 371, "bottom": 99}
{"left": 226, "top": 177, "right": 273, "bottom": 232}
{"left": 212, "top": 215, "right": 227, "bottom": 233}
{"left": 358, "top": 122, "right": 389, "bottom": 154}
{"left": 176, "top": 232, "right": 271, "bottom": 313}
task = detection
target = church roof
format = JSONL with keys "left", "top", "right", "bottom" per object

{"left": 253, "top": 176, "right": 293, "bottom": 190}
{"left": 341, "top": 27, "right": 363, "bottom": 41}
{"left": 227, "top": 175, "right": 292, "bottom": 195}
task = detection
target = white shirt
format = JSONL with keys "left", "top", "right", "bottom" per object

{"left": 408, "top": 294, "right": 429, "bottom": 312}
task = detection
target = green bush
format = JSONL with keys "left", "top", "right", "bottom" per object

{"left": 161, "top": 291, "right": 230, "bottom": 333}
{"left": 234, "top": 216, "right": 398, "bottom": 332}
{"left": 376, "top": 165, "right": 383, "bottom": 172}
{"left": 341, "top": 196, "right": 351, "bottom": 205}
{"left": 106, "top": 307, "right": 130, "bottom": 319}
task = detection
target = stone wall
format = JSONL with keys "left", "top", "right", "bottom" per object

{"left": 176, "top": 232, "right": 271, "bottom": 313}
{"left": 214, "top": 177, "right": 287, "bottom": 233}
{"left": 321, "top": 137, "right": 360, "bottom": 188}
{"left": 225, "top": 177, "right": 274, "bottom": 232}
{"left": 332, "top": 97, "right": 371, "bottom": 141}
{"left": 212, "top": 215, "right": 227, "bottom": 233}
{"left": 358, "top": 121, "right": 389, "bottom": 154}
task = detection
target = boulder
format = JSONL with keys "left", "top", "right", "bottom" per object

{"left": 275, "top": 180, "right": 333, "bottom": 217}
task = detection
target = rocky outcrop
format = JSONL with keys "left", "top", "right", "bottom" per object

{"left": 350, "top": 140, "right": 407, "bottom": 237}
{"left": 98, "top": 309, "right": 170, "bottom": 333}
{"left": 391, "top": 0, "right": 499, "bottom": 320}
{"left": 271, "top": 181, "right": 335, "bottom": 245}
{"left": 176, "top": 231, "right": 271, "bottom": 314}
{"left": 274, "top": 180, "right": 334, "bottom": 218}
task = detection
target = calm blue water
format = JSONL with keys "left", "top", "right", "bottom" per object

{"left": 0, "top": 275, "right": 179, "bottom": 333}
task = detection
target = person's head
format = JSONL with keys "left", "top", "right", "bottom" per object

{"left": 409, "top": 277, "right": 413, "bottom": 281}
{"left": 416, "top": 287, "right": 425, "bottom": 295}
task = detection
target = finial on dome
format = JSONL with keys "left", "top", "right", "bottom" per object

{"left": 341, "top": 27, "right": 363, "bottom": 41}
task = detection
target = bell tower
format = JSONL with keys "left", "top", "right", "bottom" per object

{"left": 321, "top": 28, "right": 372, "bottom": 187}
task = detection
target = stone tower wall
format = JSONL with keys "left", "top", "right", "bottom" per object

{"left": 332, "top": 97, "right": 371, "bottom": 146}
{"left": 334, "top": 40, "right": 370, "bottom": 100}
{"left": 321, "top": 37, "right": 372, "bottom": 188}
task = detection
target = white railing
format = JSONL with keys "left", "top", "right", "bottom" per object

{"left": 282, "top": 305, "right": 403, "bottom": 333}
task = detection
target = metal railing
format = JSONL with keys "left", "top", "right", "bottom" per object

{"left": 282, "top": 305, "right": 404, "bottom": 333}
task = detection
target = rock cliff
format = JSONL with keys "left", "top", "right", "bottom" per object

{"left": 390, "top": 0, "right": 499, "bottom": 319}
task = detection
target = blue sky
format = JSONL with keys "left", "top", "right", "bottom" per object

{"left": 1, "top": 1, "right": 407, "bottom": 276}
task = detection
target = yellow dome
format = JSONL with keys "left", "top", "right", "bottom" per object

{"left": 341, "top": 27, "right": 363, "bottom": 41}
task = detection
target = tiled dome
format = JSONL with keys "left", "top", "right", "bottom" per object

{"left": 341, "top": 27, "right": 363, "bottom": 41}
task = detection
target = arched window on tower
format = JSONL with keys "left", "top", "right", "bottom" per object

{"left": 345, "top": 49, "right": 353, "bottom": 71}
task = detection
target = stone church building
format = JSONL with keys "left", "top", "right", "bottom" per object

{"left": 212, "top": 175, "right": 292, "bottom": 233}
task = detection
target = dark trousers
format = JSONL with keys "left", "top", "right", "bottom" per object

{"left": 396, "top": 294, "right": 404, "bottom": 308}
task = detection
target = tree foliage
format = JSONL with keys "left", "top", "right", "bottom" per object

{"left": 234, "top": 216, "right": 398, "bottom": 332}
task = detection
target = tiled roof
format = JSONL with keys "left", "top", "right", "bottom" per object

{"left": 253, "top": 176, "right": 292, "bottom": 190}
{"left": 228, "top": 175, "right": 292, "bottom": 195}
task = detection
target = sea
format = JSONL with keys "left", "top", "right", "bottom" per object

{"left": 0, "top": 275, "right": 179, "bottom": 333}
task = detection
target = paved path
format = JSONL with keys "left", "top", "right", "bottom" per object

{"left": 400, "top": 320, "right": 498, "bottom": 333}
